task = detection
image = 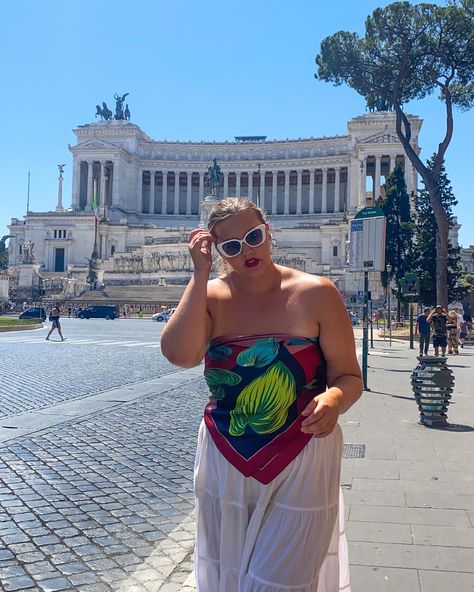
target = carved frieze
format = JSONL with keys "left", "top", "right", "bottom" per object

{"left": 359, "top": 131, "right": 399, "bottom": 144}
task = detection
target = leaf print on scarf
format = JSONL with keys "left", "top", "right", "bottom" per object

{"left": 236, "top": 337, "right": 279, "bottom": 368}
{"left": 229, "top": 361, "right": 296, "bottom": 436}
{"left": 207, "top": 343, "right": 233, "bottom": 361}
{"left": 205, "top": 368, "right": 241, "bottom": 400}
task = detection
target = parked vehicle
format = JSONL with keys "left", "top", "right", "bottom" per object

{"left": 18, "top": 306, "right": 47, "bottom": 321}
{"left": 77, "top": 305, "right": 117, "bottom": 320}
{"left": 152, "top": 308, "right": 175, "bottom": 322}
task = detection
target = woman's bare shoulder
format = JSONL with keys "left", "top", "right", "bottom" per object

{"left": 281, "top": 266, "right": 335, "bottom": 291}
{"left": 207, "top": 275, "right": 230, "bottom": 298}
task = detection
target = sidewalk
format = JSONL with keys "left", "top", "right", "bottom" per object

{"left": 182, "top": 334, "right": 474, "bottom": 592}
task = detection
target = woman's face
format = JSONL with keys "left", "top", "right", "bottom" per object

{"left": 212, "top": 209, "right": 271, "bottom": 275}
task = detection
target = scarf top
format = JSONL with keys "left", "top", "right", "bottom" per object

{"left": 203, "top": 334, "right": 327, "bottom": 484}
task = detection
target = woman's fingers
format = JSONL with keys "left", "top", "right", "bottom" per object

{"left": 188, "top": 229, "right": 213, "bottom": 271}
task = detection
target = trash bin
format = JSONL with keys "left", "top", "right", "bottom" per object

{"left": 411, "top": 356, "right": 455, "bottom": 427}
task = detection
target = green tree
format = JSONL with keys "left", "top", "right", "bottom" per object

{"left": 414, "top": 156, "right": 468, "bottom": 306}
{"left": 315, "top": 1, "right": 474, "bottom": 307}
{"left": 377, "top": 165, "right": 414, "bottom": 320}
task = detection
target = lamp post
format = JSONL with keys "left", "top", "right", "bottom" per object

{"left": 387, "top": 263, "right": 392, "bottom": 347}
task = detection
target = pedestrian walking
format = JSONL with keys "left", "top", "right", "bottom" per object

{"left": 161, "top": 197, "right": 363, "bottom": 592}
{"left": 447, "top": 310, "right": 460, "bottom": 355}
{"left": 45, "top": 305, "right": 66, "bottom": 341}
{"left": 415, "top": 307, "right": 431, "bottom": 356}
{"left": 427, "top": 305, "right": 448, "bottom": 356}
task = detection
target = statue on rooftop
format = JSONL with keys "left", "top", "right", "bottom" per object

{"left": 95, "top": 102, "right": 113, "bottom": 121}
{"left": 114, "top": 92, "right": 129, "bottom": 120}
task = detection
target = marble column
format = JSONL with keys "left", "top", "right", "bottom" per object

{"left": 72, "top": 159, "right": 80, "bottom": 209}
{"left": 86, "top": 161, "right": 93, "bottom": 211}
{"left": 150, "top": 171, "right": 155, "bottom": 214}
{"left": 389, "top": 155, "right": 396, "bottom": 173}
{"left": 309, "top": 168, "right": 315, "bottom": 214}
{"left": 321, "top": 168, "right": 328, "bottom": 213}
{"left": 161, "top": 171, "right": 168, "bottom": 214}
{"left": 141, "top": 171, "right": 146, "bottom": 213}
{"left": 199, "top": 171, "right": 205, "bottom": 201}
{"left": 334, "top": 167, "right": 340, "bottom": 213}
{"left": 56, "top": 172, "right": 64, "bottom": 212}
{"left": 259, "top": 171, "right": 265, "bottom": 209}
{"left": 284, "top": 171, "right": 290, "bottom": 215}
{"left": 374, "top": 155, "right": 382, "bottom": 201}
{"left": 236, "top": 171, "right": 241, "bottom": 197}
{"left": 248, "top": 172, "right": 253, "bottom": 201}
{"left": 272, "top": 171, "right": 277, "bottom": 214}
{"left": 296, "top": 170, "right": 303, "bottom": 214}
{"left": 348, "top": 156, "right": 359, "bottom": 210}
{"left": 223, "top": 172, "right": 229, "bottom": 197}
{"left": 186, "top": 171, "right": 192, "bottom": 214}
{"left": 173, "top": 172, "right": 180, "bottom": 215}
{"left": 100, "top": 162, "right": 107, "bottom": 210}
{"left": 411, "top": 166, "right": 417, "bottom": 194}
{"left": 100, "top": 234, "right": 106, "bottom": 259}
{"left": 112, "top": 160, "right": 120, "bottom": 207}
{"left": 359, "top": 158, "right": 367, "bottom": 208}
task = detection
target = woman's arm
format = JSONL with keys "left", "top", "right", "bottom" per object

{"left": 161, "top": 229, "right": 213, "bottom": 368}
{"left": 301, "top": 279, "right": 363, "bottom": 438}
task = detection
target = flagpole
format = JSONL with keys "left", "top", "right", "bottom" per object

{"left": 26, "top": 171, "right": 31, "bottom": 213}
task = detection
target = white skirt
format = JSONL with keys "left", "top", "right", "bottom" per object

{"left": 194, "top": 420, "right": 351, "bottom": 592}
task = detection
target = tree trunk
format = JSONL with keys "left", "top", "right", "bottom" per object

{"left": 430, "top": 188, "right": 450, "bottom": 307}
{"left": 393, "top": 105, "right": 452, "bottom": 309}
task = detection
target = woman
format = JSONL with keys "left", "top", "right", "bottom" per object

{"left": 161, "top": 198, "right": 363, "bottom": 591}
{"left": 447, "top": 310, "right": 459, "bottom": 355}
{"left": 45, "top": 305, "right": 66, "bottom": 341}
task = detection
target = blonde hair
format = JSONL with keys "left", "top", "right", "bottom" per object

{"left": 208, "top": 197, "right": 266, "bottom": 234}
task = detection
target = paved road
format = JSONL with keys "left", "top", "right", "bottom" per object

{"left": 1, "top": 319, "right": 201, "bottom": 591}
{"left": 0, "top": 319, "right": 178, "bottom": 418}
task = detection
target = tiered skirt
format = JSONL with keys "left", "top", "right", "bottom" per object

{"left": 194, "top": 421, "right": 351, "bottom": 591}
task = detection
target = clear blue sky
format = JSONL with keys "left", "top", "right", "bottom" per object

{"left": 1, "top": 0, "right": 472, "bottom": 246}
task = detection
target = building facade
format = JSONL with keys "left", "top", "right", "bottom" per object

{"left": 8, "top": 111, "right": 421, "bottom": 301}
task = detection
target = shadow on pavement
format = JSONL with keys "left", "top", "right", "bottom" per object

{"left": 422, "top": 422, "right": 474, "bottom": 432}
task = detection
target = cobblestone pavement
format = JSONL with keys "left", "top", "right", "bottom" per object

{"left": 0, "top": 319, "right": 177, "bottom": 418}
{"left": 0, "top": 323, "right": 365, "bottom": 591}
{"left": 0, "top": 358, "right": 205, "bottom": 591}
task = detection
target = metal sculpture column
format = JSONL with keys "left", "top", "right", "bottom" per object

{"left": 411, "top": 356, "right": 455, "bottom": 427}
{"left": 56, "top": 164, "right": 66, "bottom": 212}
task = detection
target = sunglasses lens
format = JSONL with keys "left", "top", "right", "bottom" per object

{"left": 221, "top": 241, "right": 242, "bottom": 257}
{"left": 245, "top": 227, "right": 264, "bottom": 246}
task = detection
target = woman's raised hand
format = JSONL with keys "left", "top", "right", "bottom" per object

{"left": 188, "top": 228, "right": 213, "bottom": 274}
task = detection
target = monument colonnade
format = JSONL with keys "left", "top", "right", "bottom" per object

{"left": 71, "top": 152, "right": 414, "bottom": 216}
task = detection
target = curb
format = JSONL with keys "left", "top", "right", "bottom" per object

{"left": 0, "top": 322, "right": 44, "bottom": 332}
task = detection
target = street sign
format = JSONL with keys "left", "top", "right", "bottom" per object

{"left": 401, "top": 272, "right": 419, "bottom": 300}
{"left": 349, "top": 208, "right": 386, "bottom": 272}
